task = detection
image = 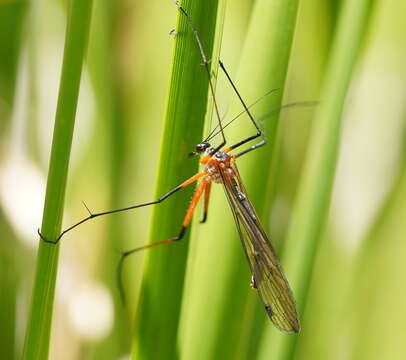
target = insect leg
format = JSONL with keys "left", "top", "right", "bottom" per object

{"left": 233, "top": 140, "right": 266, "bottom": 158}
{"left": 174, "top": 1, "right": 226, "bottom": 152}
{"left": 218, "top": 60, "right": 266, "bottom": 152}
{"left": 117, "top": 178, "right": 209, "bottom": 303}
{"left": 38, "top": 171, "right": 207, "bottom": 245}
{"left": 200, "top": 180, "right": 212, "bottom": 223}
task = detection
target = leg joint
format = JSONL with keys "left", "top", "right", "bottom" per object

{"left": 175, "top": 226, "right": 186, "bottom": 241}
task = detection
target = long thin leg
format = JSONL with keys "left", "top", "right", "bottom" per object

{"left": 205, "top": 88, "right": 280, "bottom": 142}
{"left": 218, "top": 60, "right": 266, "bottom": 152}
{"left": 174, "top": 1, "right": 226, "bottom": 152}
{"left": 213, "top": 61, "right": 317, "bottom": 157}
{"left": 118, "top": 179, "right": 209, "bottom": 303}
{"left": 233, "top": 140, "right": 266, "bottom": 158}
{"left": 176, "top": 4, "right": 271, "bottom": 156}
{"left": 212, "top": 100, "right": 319, "bottom": 157}
{"left": 39, "top": 171, "right": 207, "bottom": 244}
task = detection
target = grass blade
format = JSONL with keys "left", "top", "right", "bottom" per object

{"left": 259, "top": 0, "right": 374, "bottom": 359}
{"left": 180, "top": 0, "right": 301, "bottom": 358}
{"left": 130, "top": 1, "right": 222, "bottom": 359}
{"left": 350, "top": 129, "right": 406, "bottom": 359}
{"left": 22, "top": 0, "right": 93, "bottom": 358}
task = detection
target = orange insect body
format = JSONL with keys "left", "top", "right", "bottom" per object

{"left": 200, "top": 149, "right": 235, "bottom": 184}
{"left": 181, "top": 149, "right": 235, "bottom": 228}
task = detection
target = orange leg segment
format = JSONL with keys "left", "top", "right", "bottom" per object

{"left": 200, "top": 180, "right": 212, "bottom": 223}
{"left": 183, "top": 179, "right": 208, "bottom": 228}
{"left": 180, "top": 171, "right": 207, "bottom": 188}
{"left": 118, "top": 175, "right": 208, "bottom": 303}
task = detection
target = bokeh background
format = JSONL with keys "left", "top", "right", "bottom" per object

{"left": 1, "top": 0, "right": 406, "bottom": 359}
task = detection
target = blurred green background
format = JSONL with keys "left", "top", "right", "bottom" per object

{"left": 1, "top": 0, "right": 406, "bottom": 359}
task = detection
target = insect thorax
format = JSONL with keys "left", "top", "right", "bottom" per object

{"left": 204, "top": 150, "right": 234, "bottom": 183}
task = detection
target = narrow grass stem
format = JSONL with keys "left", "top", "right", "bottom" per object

{"left": 22, "top": 1, "right": 93, "bottom": 358}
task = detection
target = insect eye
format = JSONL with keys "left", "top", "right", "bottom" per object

{"left": 195, "top": 142, "right": 210, "bottom": 153}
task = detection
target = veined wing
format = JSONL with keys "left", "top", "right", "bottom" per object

{"left": 219, "top": 162, "right": 300, "bottom": 333}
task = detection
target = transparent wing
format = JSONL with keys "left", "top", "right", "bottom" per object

{"left": 219, "top": 163, "right": 300, "bottom": 333}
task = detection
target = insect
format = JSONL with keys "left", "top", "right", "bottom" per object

{"left": 40, "top": 1, "right": 300, "bottom": 334}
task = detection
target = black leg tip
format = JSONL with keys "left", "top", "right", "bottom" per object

{"left": 37, "top": 228, "right": 58, "bottom": 245}
{"left": 200, "top": 212, "right": 208, "bottom": 223}
{"left": 175, "top": 226, "right": 186, "bottom": 240}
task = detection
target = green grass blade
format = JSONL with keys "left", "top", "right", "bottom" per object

{"left": 180, "top": 0, "right": 300, "bottom": 358}
{"left": 350, "top": 5, "right": 406, "bottom": 348}
{"left": 22, "top": 0, "right": 93, "bottom": 358}
{"left": 203, "top": 0, "right": 226, "bottom": 137}
{"left": 213, "top": 0, "right": 302, "bottom": 357}
{"left": 259, "top": 0, "right": 374, "bottom": 359}
{"left": 130, "top": 1, "right": 221, "bottom": 359}
{"left": 350, "top": 129, "right": 406, "bottom": 359}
